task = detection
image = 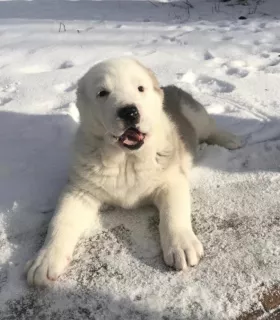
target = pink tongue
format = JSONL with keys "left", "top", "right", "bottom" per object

{"left": 123, "top": 138, "right": 138, "bottom": 146}
{"left": 120, "top": 129, "right": 143, "bottom": 146}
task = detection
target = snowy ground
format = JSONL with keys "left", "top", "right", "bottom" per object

{"left": 1, "top": 0, "right": 280, "bottom": 319}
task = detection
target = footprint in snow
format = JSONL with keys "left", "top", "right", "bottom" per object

{"left": 260, "top": 53, "right": 270, "bottom": 58}
{"left": 160, "top": 35, "right": 177, "bottom": 42}
{"left": 268, "top": 59, "right": 280, "bottom": 67}
{"left": 58, "top": 60, "right": 74, "bottom": 70}
{"left": 204, "top": 50, "right": 214, "bottom": 60}
{"left": 195, "top": 76, "right": 235, "bottom": 94}
{"left": 226, "top": 67, "right": 249, "bottom": 78}
{"left": 134, "top": 49, "right": 157, "bottom": 57}
{"left": 0, "top": 97, "right": 12, "bottom": 106}
{"left": 271, "top": 47, "right": 280, "bottom": 53}
{"left": 221, "top": 35, "right": 233, "bottom": 41}
{"left": 159, "top": 35, "right": 187, "bottom": 45}
{"left": 259, "top": 22, "right": 267, "bottom": 29}
{"left": 259, "top": 59, "right": 280, "bottom": 71}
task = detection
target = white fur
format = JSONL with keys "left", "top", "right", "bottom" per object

{"left": 25, "top": 57, "right": 241, "bottom": 286}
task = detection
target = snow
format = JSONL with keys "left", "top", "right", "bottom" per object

{"left": 1, "top": 0, "right": 280, "bottom": 319}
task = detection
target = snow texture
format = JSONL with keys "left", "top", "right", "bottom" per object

{"left": 0, "top": 0, "right": 280, "bottom": 319}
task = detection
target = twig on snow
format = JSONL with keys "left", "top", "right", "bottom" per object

{"left": 212, "top": 0, "right": 221, "bottom": 13}
{"left": 184, "top": 1, "right": 194, "bottom": 9}
{"left": 248, "top": 0, "right": 264, "bottom": 14}
{"left": 59, "top": 22, "right": 66, "bottom": 32}
{"left": 170, "top": 0, "right": 193, "bottom": 20}
{"left": 147, "top": 0, "right": 159, "bottom": 7}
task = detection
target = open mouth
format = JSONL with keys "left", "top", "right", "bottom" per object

{"left": 117, "top": 127, "right": 146, "bottom": 150}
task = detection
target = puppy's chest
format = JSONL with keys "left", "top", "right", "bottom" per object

{"left": 89, "top": 156, "right": 163, "bottom": 206}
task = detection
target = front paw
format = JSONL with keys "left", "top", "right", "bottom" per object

{"left": 160, "top": 230, "right": 204, "bottom": 270}
{"left": 25, "top": 246, "right": 71, "bottom": 287}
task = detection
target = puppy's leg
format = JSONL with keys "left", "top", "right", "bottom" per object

{"left": 25, "top": 186, "right": 101, "bottom": 286}
{"left": 154, "top": 175, "right": 203, "bottom": 270}
{"left": 205, "top": 118, "right": 243, "bottom": 150}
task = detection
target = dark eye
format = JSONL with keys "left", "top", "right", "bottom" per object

{"left": 138, "top": 86, "right": 144, "bottom": 92}
{"left": 97, "top": 90, "right": 110, "bottom": 98}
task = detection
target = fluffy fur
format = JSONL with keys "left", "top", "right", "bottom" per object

{"left": 25, "top": 57, "right": 242, "bottom": 286}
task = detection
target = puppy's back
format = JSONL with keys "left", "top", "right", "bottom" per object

{"left": 162, "top": 85, "right": 199, "bottom": 156}
{"left": 163, "top": 85, "right": 215, "bottom": 152}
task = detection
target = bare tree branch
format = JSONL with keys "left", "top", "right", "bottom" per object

{"left": 59, "top": 22, "right": 66, "bottom": 33}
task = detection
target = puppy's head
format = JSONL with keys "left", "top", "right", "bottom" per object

{"left": 77, "top": 57, "right": 164, "bottom": 151}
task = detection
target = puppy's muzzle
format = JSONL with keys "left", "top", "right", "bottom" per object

{"left": 117, "top": 105, "right": 140, "bottom": 126}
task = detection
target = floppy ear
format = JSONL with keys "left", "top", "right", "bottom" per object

{"left": 75, "top": 73, "right": 93, "bottom": 124}
{"left": 133, "top": 59, "right": 163, "bottom": 98}
{"left": 76, "top": 72, "right": 92, "bottom": 112}
{"left": 76, "top": 76, "right": 86, "bottom": 102}
{"left": 146, "top": 67, "right": 164, "bottom": 98}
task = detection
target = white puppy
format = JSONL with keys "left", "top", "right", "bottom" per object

{"left": 25, "top": 57, "right": 242, "bottom": 286}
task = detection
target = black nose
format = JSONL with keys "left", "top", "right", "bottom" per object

{"left": 117, "top": 105, "right": 140, "bottom": 125}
